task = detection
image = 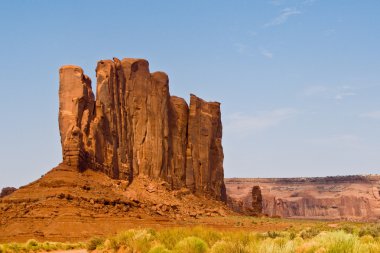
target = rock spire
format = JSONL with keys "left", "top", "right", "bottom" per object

{"left": 59, "top": 57, "right": 226, "bottom": 201}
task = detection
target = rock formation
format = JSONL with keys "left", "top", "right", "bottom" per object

{"left": 226, "top": 176, "right": 380, "bottom": 221}
{"left": 0, "top": 187, "right": 17, "bottom": 198}
{"left": 58, "top": 57, "right": 226, "bottom": 201}
{"left": 251, "top": 185, "right": 263, "bottom": 215}
{"left": 186, "top": 95, "right": 226, "bottom": 201}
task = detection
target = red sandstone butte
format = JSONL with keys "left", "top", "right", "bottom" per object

{"left": 58, "top": 57, "right": 226, "bottom": 201}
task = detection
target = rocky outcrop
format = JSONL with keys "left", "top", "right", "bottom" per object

{"left": 58, "top": 57, "right": 225, "bottom": 201}
{"left": 225, "top": 176, "right": 380, "bottom": 221}
{"left": 251, "top": 186, "right": 263, "bottom": 215}
{"left": 0, "top": 187, "right": 17, "bottom": 198}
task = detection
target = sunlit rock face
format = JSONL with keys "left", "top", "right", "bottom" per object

{"left": 226, "top": 176, "right": 380, "bottom": 221}
{"left": 58, "top": 57, "right": 226, "bottom": 201}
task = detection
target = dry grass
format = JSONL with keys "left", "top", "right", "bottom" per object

{"left": 2, "top": 219, "right": 380, "bottom": 253}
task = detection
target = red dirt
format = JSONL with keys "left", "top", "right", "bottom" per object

{"left": 0, "top": 164, "right": 236, "bottom": 243}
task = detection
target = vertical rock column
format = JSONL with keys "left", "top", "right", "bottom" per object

{"left": 58, "top": 66, "right": 94, "bottom": 170}
{"left": 91, "top": 59, "right": 129, "bottom": 179}
{"left": 186, "top": 94, "right": 226, "bottom": 201}
{"left": 121, "top": 59, "right": 171, "bottom": 179}
{"left": 168, "top": 96, "right": 189, "bottom": 189}
{"left": 251, "top": 185, "right": 263, "bottom": 215}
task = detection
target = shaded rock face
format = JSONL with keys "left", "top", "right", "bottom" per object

{"left": 58, "top": 57, "right": 225, "bottom": 201}
{"left": 251, "top": 186, "right": 263, "bottom": 215}
{"left": 0, "top": 187, "right": 17, "bottom": 198}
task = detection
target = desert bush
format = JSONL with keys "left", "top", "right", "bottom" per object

{"left": 0, "top": 239, "right": 90, "bottom": 253}
{"left": 173, "top": 236, "right": 208, "bottom": 253}
{"left": 156, "top": 228, "right": 185, "bottom": 249}
{"left": 267, "top": 231, "right": 281, "bottom": 239}
{"left": 40, "top": 242, "right": 57, "bottom": 251}
{"left": 148, "top": 245, "right": 171, "bottom": 253}
{"left": 190, "top": 227, "right": 222, "bottom": 247}
{"left": 130, "top": 229, "right": 156, "bottom": 252}
{"left": 300, "top": 227, "right": 321, "bottom": 239}
{"left": 25, "top": 240, "right": 37, "bottom": 248}
{"left": 87, "top": 237, "right": 105, "bottom": 251}
{"left": 210, "top": 240, "right": 251, "bottom": 253}
{"left": 102, "top": 229, "right": 156, "bottom": 252}
{"left": 256, "top": 237, "right": 296, "bottom": 253}
{"left": 358, "top": 224, "right": 380, "bottom": 237}
{"left": 4, "top": 243, "right": 22, "bottom": 253}
{"left": 340, "top": 224, "right": 357, "bottom": 234}
{"left": 6, "top": 224, "right": 380, "bottom": 253}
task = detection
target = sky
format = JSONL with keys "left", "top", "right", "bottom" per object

{"left": 0, "top": 0, "right": 380, "bottom": 189}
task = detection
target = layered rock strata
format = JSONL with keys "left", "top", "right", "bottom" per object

{"left": 226, "top": 176, "right": 380, "bottom": 221}
{"left": 58, "top": 57, "right": 226, "bottom": 201}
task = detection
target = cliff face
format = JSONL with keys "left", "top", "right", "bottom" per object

{"left": 225, "top": 176, "right": 380, "bottom": 221}
{"left": 58, "top": 57, "right": 226, "bottom": 201}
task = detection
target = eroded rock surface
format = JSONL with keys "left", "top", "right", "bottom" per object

{"left": 251, "top": 185, "right": 263, "bottom": 215}
{"left": 58, "top": 57, "right": 225, "bottom": 201}
{"left": 186, "top": 95, "right": 226, "bottom": 201}
{"left": 226, "top": 176, "right": 380, "bottom": 221}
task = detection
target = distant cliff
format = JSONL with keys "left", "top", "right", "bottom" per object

{"left": 59, "top": 58, "right": 226, "bottom": 201}
{"left": 226, "top": 175, "right": 380, "bottom": 221}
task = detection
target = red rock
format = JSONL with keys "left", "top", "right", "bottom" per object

{"left": 168, "top": 96, "right": 189, "bottom": 189}
{"left": 186, "top": 95, "right": 227, "bottom": 201}
{"left": 58, "top": 57, "right": 226, "bottom": 201}
{"left": 226, "top": 175, "right": 380, "bottom": 220}
{"left": 59, "top": 66, "right": 94, "bottom": 170}
{"left": 251, "top": 186, "right": 263, "bottom": 215}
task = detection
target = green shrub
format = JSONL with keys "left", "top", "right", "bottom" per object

{"left": 130, "top": 229, "right": 155, "bottom": 252}
{"left": 359, "top": 225, "right": 380, "bottom": 237}
{"left": 5, "top": 224, "right": 380, "bottom": 253}
{"left": 105, "top": 229, "right": 155, "bottom": 252}
{"left": 156, "top": 228, "right": 187, "bottom": 249}
{"left": 341, "top": 224, "right": 356, "bottom": 234}
{"left": 26, "top": 239, "right": 38, "bottom": 248}
{"left": 300, "top": 227, "right": 321, "bottom": 239}
{"left": 148, "top": 245, "right": 171, "bottom": 253}
{"left": 267, "top": 231, "right": 281, "bottom": 239}
{"left": 258, "top": 238, "right": 296, "bottom": 253}
{"left": 289, "top": 231, "right": 297, "bottom": 240}
{"left": 314, "top": 230, "right": 356, "bottom": 253}
{"left": 87, "top": 237, "right": 105, "bottom": 251}
{"left": 190, "top": 227, "right": 222, "bottom": 247}
{"left": 174, "top": 236, "right": 208, "bottom": 253}
{"left": 6, "top": 243, "right": 23, "bottom": 253}
{"left": 210, "top": 240, "right": 250, "bottom": 253}
{"left": 360, "top": 234, "right": 374, "bottom": 244}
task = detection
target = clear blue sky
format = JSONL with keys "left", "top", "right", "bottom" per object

{"left": 1, "top": 0, "right": 380, "bottom": 189}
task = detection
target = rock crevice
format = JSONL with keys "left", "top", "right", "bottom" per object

{"left": 59, "top": 57, "right": 226, "bottom": 201}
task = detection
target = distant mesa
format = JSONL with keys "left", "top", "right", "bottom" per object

{"left": 59, "top": 57, "right": 226, "bottom": 201}
{"left": 226, "top": 175, "right": 380, "bottom": 221}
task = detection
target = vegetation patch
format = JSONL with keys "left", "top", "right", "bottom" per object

{"left": 2, "top": 222, "right": 380, "bottom": 253}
